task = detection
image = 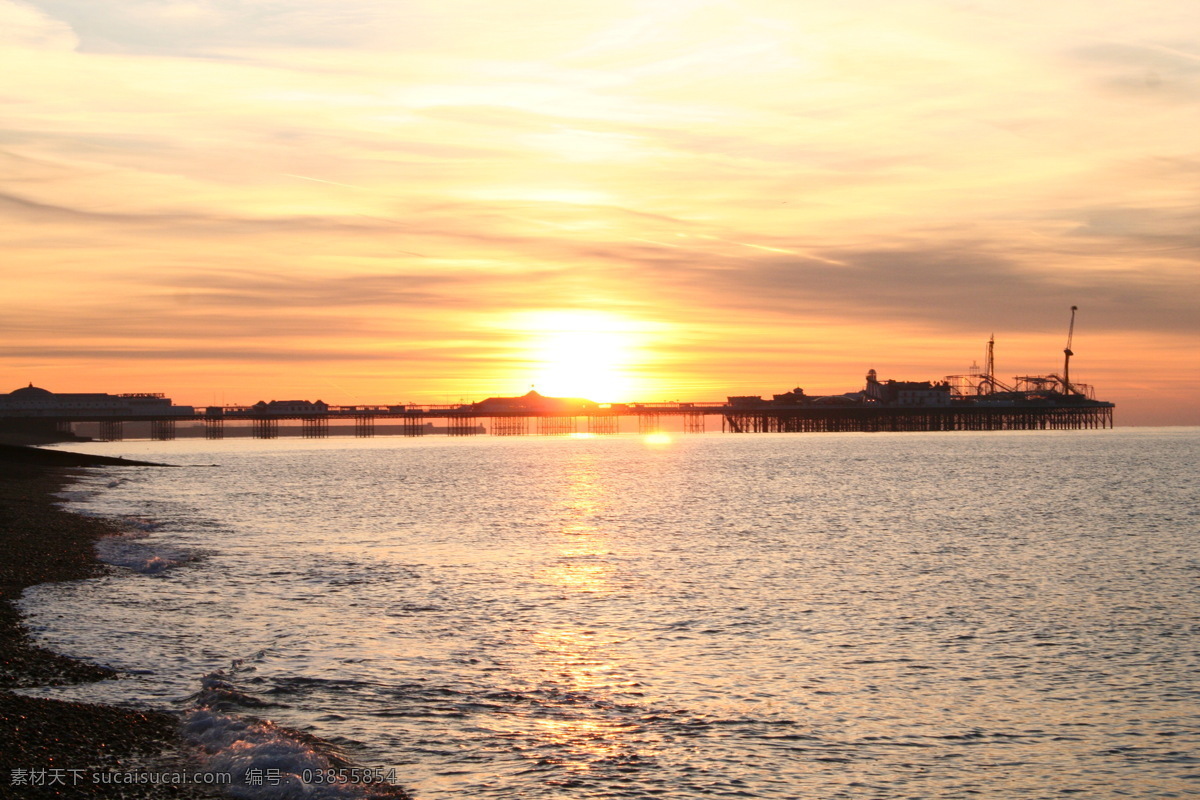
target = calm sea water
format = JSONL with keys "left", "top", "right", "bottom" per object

{"left": 23, "top": 429, "right": 1200, "bottom": 798}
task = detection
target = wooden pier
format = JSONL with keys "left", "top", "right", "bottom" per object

{"left": 4, "top": 398, "right": 1115, "bottom": 441}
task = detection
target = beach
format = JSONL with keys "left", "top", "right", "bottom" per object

{"left": 0, "top": 445, "right": 221, "bottom": 799}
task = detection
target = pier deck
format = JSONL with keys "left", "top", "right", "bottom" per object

{"left": 3, "top": 401, "right": 1114, "bottom": 440}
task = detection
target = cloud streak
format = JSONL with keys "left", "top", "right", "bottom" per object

{"left": 1, "top": 0, "right": 1197, "bottom": 421}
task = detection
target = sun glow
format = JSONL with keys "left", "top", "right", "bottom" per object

{"left": 511, "top": 310, "right": 662, "bottom": 402}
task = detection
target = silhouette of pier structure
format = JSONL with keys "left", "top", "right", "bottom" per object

{"left": 187, "top": 399, "right": 712, "bottom": 441}
{"left": 0, "top": 319, "right": 1117, "bottom": 443}
{"left": 3, "top": 394, "right": 1113, "bottom": 442}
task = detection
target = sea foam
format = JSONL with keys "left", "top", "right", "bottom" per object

{"left": 183, "top": 709, "right": 397, "bottom": 798}
{"left": 180, "top": 667, "right": 409, "bottom": 799}
{"left": 95, "top": 526, "right": 197, "bottom": 575}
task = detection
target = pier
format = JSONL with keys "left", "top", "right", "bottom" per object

{"left": 0, "top": 307, "right": 1122, "bottom": 442}
{"left": 0, "top": 348, "right": 1117, "bottom": 443}
{"left": 0, "top": 398, "right": 1114, "bottom": 441}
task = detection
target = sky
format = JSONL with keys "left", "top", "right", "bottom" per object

{"left": 1, "top": 0, "right": 1197, "bottom": 425}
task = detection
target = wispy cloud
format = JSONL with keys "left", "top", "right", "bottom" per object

{"left": 2, "top": 0, "right": 1197, "bottom": 420}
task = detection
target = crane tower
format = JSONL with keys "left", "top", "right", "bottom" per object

{"left": 1063, "top": 305, "right": 1078, "bottom": 395}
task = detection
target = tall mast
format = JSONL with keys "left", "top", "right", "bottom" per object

{"left": 1063, "top": 305, "right": 1077, "bottom": 394}
{"left": 985, "top": 334, "right": 995, "bottom": 394}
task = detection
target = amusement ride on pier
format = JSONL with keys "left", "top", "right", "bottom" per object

{"left": 1, "top": 309, "right": 1114, "bottom": 440}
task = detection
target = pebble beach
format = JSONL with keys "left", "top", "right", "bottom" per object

{"left": 0, "top": 444, "right": 221, "bottom": 799}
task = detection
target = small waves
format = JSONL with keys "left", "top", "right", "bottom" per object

{"left": 116, "top": 513, "right": 167, "bottom": 533}
{"left": 190, "top": 669, "right": 277, "bottom": 712}
{"left": 183, "top": 709, "right": 410, "bottom": 800}
{"left": 19, "top": 432, "right": 1200, "bottom": 800}
{"left": 96, "top": 530, "right": 201, "bottom": 575}
{"left": 92, "top": 510, "right": 211, "bottom": 574}
{"left": 183, "top": 665, "right": 412, "bottom": 799}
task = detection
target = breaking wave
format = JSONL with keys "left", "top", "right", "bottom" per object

{"left": 183, "top": 666, "right": 410, "bottom": 799}
{"left": 95, "top": 523, "right": 199, "bottom": 575}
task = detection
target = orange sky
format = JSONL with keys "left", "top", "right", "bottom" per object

{"left": 2, "top": 1, "right": 1197, "bottom": 425}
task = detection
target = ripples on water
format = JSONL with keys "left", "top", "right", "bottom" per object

{"left": 24, "top": 430, "right": 1200, "bottom": 798}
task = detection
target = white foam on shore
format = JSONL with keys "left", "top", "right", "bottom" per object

{"left": 178, "top": 667, "right": 406, "bottom": 799}
{"left": 95, "top": 531, "right": 196, "bottom": 575}
{"left": 55, "top": 475, "right": 194, "bottom": 575}
{"left": 183, "top": 707, "right": 385, "bottom": 799}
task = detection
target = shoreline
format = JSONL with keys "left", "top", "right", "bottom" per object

{"left": 0, "top": 446, "right": 221, "bottom": 799}
{"left": 0, "top": 445, "right": 414, "bottom": 800}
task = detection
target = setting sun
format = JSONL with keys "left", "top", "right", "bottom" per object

{"left": 510, "top": 310, "right": 662, "bottom": 402}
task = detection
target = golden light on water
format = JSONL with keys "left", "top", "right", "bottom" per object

{"left": 526, "top": 627, "right": 634, "bottom": 765}
{"left": 538, "top": 551, "right": 616, "bottom": 594}
{"left": 643, "top": 432, "right": 673, "bottom": 445}
{"left": 523, "top": 451, "right": 649, "bottom": 774}
{"left": 528, "top": 716, "right": 631, "bottom": 771}
{"left": 535, "top": 448, "right": 615, "bottom": 593}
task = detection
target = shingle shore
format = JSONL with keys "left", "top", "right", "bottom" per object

{"left": 0, "top": 448, "right": 221, "bottom": 799}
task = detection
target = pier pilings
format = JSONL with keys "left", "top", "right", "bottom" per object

{"left": 204, "top": 418, "right": 224, "bottom": 439}
{"left": 536, "top": 416, "right": 577, "bottom": 436}
{"left": 721, "top": 405, "right": 1113, "bottom": 433}
{"left": 354, "top": 415, "right": 375, "bottom": 438}
{"left": 588, "top": 416, "right": 619, "bottom": 435}
{"left": 252, "top": 418, "right": 279, "bottom": 439}
{"left": 150, "top": 419, "right": 176, "bottom": 441}
{"left": 302, "top": 417, "right": 329, "bottom": 438}
{"left": 99, "top": 420, "right": 123, "bottom": 441}
{"left": 491, "top": 416, "right": 529, "bottom": 436}
{"left": 446, "top": 415, "right": 480, "bottom": 436}
{"left": 637, "top": 413, "right": 661, "bottom": 434}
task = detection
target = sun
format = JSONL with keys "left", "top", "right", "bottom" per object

{"left": 509, "top": 310, "right": 658, "bottom": 402}
{"left": 531, "top": 327, "right": 635, "bottom": 400}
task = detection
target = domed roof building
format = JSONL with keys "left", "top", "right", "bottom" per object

{"left": 471, "top": 389, "right": 598, "bottom": 413}
{"left": 9, "top": 383, "right": 55, "bottom": 399}
{"left": 0, "top": 385, "right": 188, "bottom": 416}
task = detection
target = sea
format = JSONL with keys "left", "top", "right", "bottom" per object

{"left": 19, "top": 428, "right": 1200, "bottom": 799}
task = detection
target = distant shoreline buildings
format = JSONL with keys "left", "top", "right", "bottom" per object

{"left": 0, "top": 384, "right": 194, "bottom": 417}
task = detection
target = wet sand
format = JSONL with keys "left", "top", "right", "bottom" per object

{"left": 0, "top": 446, "right": 221, "bottom": 799}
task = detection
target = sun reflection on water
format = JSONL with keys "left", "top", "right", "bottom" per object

{"left": 521, "top": 450, "right": 654, "bottom": 776}
{"left": 521, "top": 626, "right": 650, "bottom": 778}
{"left": 538, "top": 558, "right": 615, "bottom": 593}
{"left": 529, "top": 716, "right": 634, "bottom": 772}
